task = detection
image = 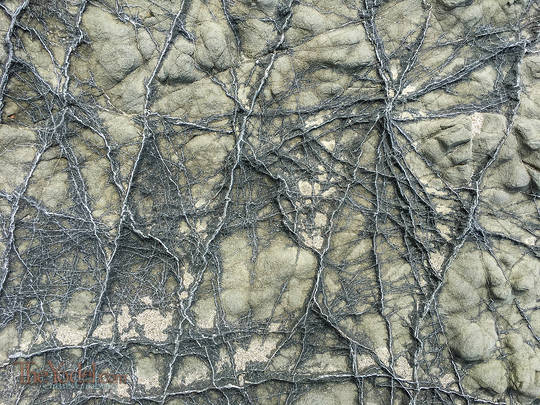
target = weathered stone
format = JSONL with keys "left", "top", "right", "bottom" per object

{"left": 446, "top": 317, "right": 497, "bottom": 362}
{"left": 0, "top": 0, "right": 538, "bottom": 403}
{"left": 467, "top": 359, "right": 508, "bottom": 394}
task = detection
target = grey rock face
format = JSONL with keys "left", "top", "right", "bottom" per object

{"left": 0, "top": 0, "right": 538, "bottom": 404}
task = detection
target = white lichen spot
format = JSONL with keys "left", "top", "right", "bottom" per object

{"left": 298, "top": 180, "right": 312, "bottom": 196}
{"left": 55, "top": 324, "right": 86, "bottom": 345}
{"left": 522, "top": 235, "right": 536, "bottom": 246}
{"left": 322, "top": 187, "right": 337, "bottom": 197}
{"left": 314, "top": 212, "right": 327, "bottom": 227}
{"left": 471, "top": 112, "right": 484, "bottom": 138}
{"left": 234, "top": 337, "right": 279, "bottom": 371}
{"left": 390, "top": 63, "right": 399, "bottom": 81}
{"left": 394, "top": 357, "right": 413, "bottom": 380}
{"left": 238, "top": 373, "right": 245, "bottom": 386}
{"left": 430, "top": 252, "right": 445, "bottom": 272}
{"left": 122, "top": 329, "right": 139, "bottom": 339}
{"left": 178, "top": 220, "right": 189, "bottom": 234}
{"left": 135, "top": 309, "right": 173, "bottom": 342}
{"left": 441, "top": 373, "right": 456, "bottom": 387}
{"left": 357, "top": 354, "right": 375, "bottom": 370}
{"left": 402, "top": 85, "right": 416, "bottom": 96}
{"left": 425, "top": 186, "right": 447, "bottom": 197}
{"left": 238, "top": 86, "right": 251, "bottom": 107}
{"left": 115, "top": 382, "right": 130, "bottom": 398}
{"left": 268, "top": 323, "right": 281, "bottom": 332}
{"left": 321, "top": 138, "right": 335, "bottom": 151}
{"left": 117, "top": 305, "right": 132, "bottom": 334}
{"left": 183, "top": 270, "right": 194, "bottom": 289}
{"left": 305, "top": 115, "right": 325, "bottom": 127}
{"left": 375, "top": 347, "right": 390, "bottom": 364}
{"left": 93, "top": 314, "right": 114, "bottom": 339}
{"left": 302, "top": 231, "right": 324, "bottom": 250}
{"left": 435, "top": 204, "right": 452, "bottom": 215}
{"left": 196, "top": 218, "right": 208, "bottom": 232}
{"left": 436, "top": 223, "right": 452, "bottom": 241}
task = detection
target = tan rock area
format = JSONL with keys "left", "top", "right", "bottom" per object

{"left": 0, "top": 0, "right": 538, "bottom": 403}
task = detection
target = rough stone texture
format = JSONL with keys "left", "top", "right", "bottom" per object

{"left": 0, "top": 0, "right": 538, "bottom": 404}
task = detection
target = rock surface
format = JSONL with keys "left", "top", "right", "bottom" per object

{"left": 0, "top": 0, "right": 538, "bottom": 404}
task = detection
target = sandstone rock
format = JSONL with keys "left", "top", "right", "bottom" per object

{"left": 468, "top": 359, "right": 508, "bottom": 394}
{"left": 82, "top": 6, "right": 143, "bottom": 84}
{"left": 446, "top": 317, "right": 497, "bottom": 362}
{"left": 0, "top": 0, "right": 538, "bottom": 404}
{"left": 157, "top": 40, "right": 202, "bottom": 84}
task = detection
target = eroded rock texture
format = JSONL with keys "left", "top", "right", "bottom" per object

{"left": 0, "top": 0, "right": 538, "bottom": 403}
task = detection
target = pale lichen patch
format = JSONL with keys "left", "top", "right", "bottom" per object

{"left": 234, "top": 336, "right": 279, "bottom": 371}
{"left": 135, "top": 309, "right": 173, "bottom": 342}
